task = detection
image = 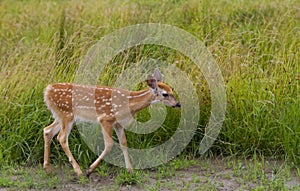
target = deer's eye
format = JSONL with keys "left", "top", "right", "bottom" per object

{"left": 162, "top": 93, "right": 169, "bottom": 97}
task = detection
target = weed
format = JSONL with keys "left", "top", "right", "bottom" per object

{"left": 115, "top": 169, "right": 143, "bottom": 186}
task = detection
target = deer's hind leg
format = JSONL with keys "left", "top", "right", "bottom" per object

{"left": 43, "top": 119, "right": 61, "bottom": 173}
{"left": 56, "top": 117, "right": 83, "bottom": 177}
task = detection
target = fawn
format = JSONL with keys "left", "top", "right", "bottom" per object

{"left": 43, "top": 69, "right": 180, "bottom": 177}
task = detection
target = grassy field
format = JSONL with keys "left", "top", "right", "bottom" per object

{"left": 0, "top": 0, "right": 299, "bottom": 189}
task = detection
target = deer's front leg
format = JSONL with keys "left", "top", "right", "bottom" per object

{"left": 114, "top": 124, "right": 133, "bottom": 173}
{"left": 86, "top": 118, "right": 113, "bottom": 177}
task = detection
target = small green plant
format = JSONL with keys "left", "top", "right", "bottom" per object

{"left": 156, "top": 165, "right": 176, "bottom": 179}
{"left": 95, "top": 162, "right": 111, "bottom": 178}
{"left": 115, "top": 169, "right": 143, "bottom": 186}
{"left": 168, "top": 157, "right": 198, "bottom": 170}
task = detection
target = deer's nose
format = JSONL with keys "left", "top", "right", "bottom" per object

{"left": 173, "top": 102, "right": 181, "bottom": 108}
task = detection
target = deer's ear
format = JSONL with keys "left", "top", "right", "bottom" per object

{"left": 147, "top": 75, "right": 158, "bottom": 91}
{"left": 153, "top": 68, "right": 163, "bottom": 82}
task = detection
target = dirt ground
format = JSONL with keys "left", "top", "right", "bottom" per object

{"left": 0, "top": 158, "right": 299, "bottom": 191}
{"left": 147, "top": 169, "right": 298, "bottom": 191}
{"left": 57, "top": 161, "right": 300, "bottom": 191}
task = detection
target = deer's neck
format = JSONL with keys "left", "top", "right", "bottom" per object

{"left": 128, "top": 89, "right": 154, "bottom": 114}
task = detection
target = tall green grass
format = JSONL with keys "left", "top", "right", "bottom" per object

{"left": 0, "top": 0, "right": 299, "bottom": 167}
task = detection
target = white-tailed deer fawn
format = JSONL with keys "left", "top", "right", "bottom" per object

{"left": 43, "top": 69, "right": 180, "bottom": 177}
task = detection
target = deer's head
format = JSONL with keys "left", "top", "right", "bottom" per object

{"left": 146, "top": 69, "right": 181, "bottom": 108}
